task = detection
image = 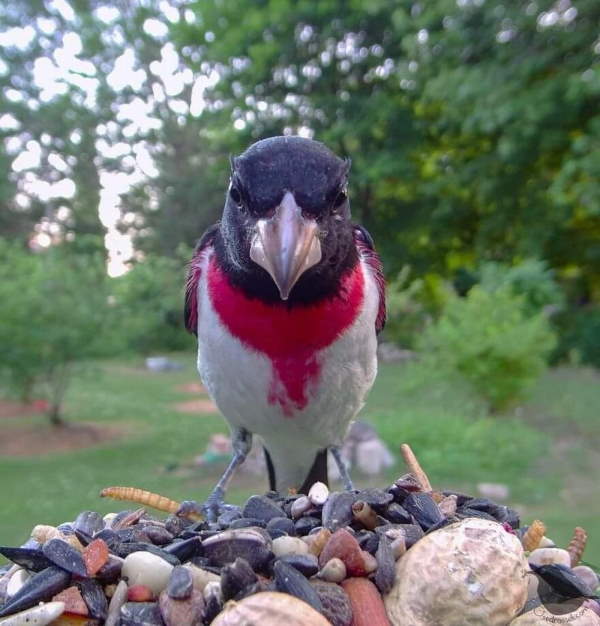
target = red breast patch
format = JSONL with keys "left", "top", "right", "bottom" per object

{"left": 207, "top": 258, "right": 365, "bottom": 416}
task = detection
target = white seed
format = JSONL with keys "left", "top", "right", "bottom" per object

{"left": 391, "top": 536, "right": 407, "bottom": 559}
{"left": 184, "top": 564, "right": 220, "bottom": 591}
{"left": 105, "top": 579, "right": 128, "bottom": 626}
{"left": 362, "top": 551, "right": 378, "bottom": 574}
{"left": 0, "top": 601, "right": 65, "bottom": 626}
{"left": 291, "top": 496, "right": 312, "bottom": 519}
{"left": 6, "top": 569, "right": 29, "bottom": 599}
{"left": 103, "top": 512, "right": 117, "bottom": 527}
{"left": 572, "top": 565, "right": 599, "bottom": 592}
{"left": 203, "top": 580, "right": 222, "bottom": 602}
{"left": 0, "top": 565, "right": 19, "bottom": 601}
{"left": 272, "top": 536, "right": 310, "bottom": 558}
{"left": 121, "top": 551, "right": 173, "bottom": 595}
{"left": 30, "top": 525, "right": 61, "bottom": 544}
{"left": 319, "top": 557, "right": 347, "bottom": 583}
{"left": 308, "top": 482, "right": 329, "bottom": 507}
{"left": 528, "top": 547, "right": 571, "bottom": 568}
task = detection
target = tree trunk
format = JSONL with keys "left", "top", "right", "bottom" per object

{"left": 18, "top": 377, "right": 35, "bottom": 404}
{"left": 48, "top": 402, "right": 66, "bottom": 427}
{"left": 46, "top": 363, "right": 70, "bottom": 427}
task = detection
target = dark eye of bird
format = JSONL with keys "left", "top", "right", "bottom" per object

{"left": 229, "top": 186, "right": 243, "bottom": 206}
{"left": 332, "top": 188, "right": 347, "bottom": 210}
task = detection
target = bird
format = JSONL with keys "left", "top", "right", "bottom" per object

{"left": 183, "top": 136, "right": 386, "bottom": 520}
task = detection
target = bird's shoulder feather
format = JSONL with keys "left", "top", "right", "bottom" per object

{"left": 185, "top": 224, "right": 218, "bottom": 335}
{"left": 353, "top": 224, "right": 386, "bottom": 334}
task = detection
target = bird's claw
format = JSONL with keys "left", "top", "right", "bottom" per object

{"left": 177, "top": 493, "right": 228, "bottom": 524}
{"left": 176, "top": 500, "right": 205, "bottom": 520}
{"left": 201, "top": 489, "right": 229, "bottom": 522}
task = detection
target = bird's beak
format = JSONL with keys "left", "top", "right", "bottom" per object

{"left": 250, "top": 191, "right": 322, "bottom": 300}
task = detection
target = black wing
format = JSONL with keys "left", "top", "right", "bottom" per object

{"left": 353, "top": 225, "right": 386, "bottom": 334}
{"left": 184, "top": 224, "right": 218, "bottom": 335}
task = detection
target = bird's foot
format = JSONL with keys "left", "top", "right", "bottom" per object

{"left": 177, "top": 487, "right": 228, "bottom": 524}
{"left": 176, "top": 500, "right": 205, "bottom": 520}
{"left": 330, "top": 446, "right": 355, "bottom": 492}
{"left": 201, "top": 488, "right": 227, "bottom": 523}
{"left": 178, "top": 429, "right": 252, "bottom": 523}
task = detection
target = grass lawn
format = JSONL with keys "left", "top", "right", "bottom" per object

{"left": 1, "top": 353, "right": 598, "bottom": 566}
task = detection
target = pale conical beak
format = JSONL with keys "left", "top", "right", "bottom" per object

{"left": 250, "top": 191, "right": 322, "bottom": 300}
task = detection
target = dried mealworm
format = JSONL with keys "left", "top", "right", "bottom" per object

{"left": 522, "top": 519, "right": 546, "bottom": 552}
{"left": 400, "top": 443, "right": 432, "bottom": 492}
{"left": 100, "top": 486, "right": 202, "bottom": 521}
{"left": 352, "top": 500, "right": 379, "bottom": 530}
{"left": 567, "top": 526, "right": 588, "bottom": 567}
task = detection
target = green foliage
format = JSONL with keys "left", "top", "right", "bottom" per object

{"left": 383, "top": 269, "right": 427, "bottom": 348}
{"left": 383, "top": 267, "right": 452, "bottom": 347}
{"left": 552, "top": 307, "right": 600, "bottom": 368}
{"left": 477, "top": 259, "right": 565, "bottom": 315}
{"left": 418, "top": 287, "right": 557, "bottom": 411}
{"left": 1, "top": 0, "right": 598, "bottom": 359}
{"left": 0, "top": 240, "right": 119, "bottom": 423}
{"left": 368, "top": 360, "right": 548, "bottom": 485}
{"left": 113, "top": 252, "right": 192, "bottom": 354}
{"left": 172, "top": 0, "right": 600, "bottom": 303}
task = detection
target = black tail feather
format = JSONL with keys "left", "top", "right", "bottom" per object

{"left": 299, "top": 449, "right": 329, "bottom": 494}
{"left": 263, "top": 447, "right": 329, "bottom": 494}
{"left": 264, "top": 447, "right": 277, "bottom": 492}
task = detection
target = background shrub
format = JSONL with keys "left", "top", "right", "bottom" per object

{"left": 0, "top": 239, "right": 120, "bottom": 424}
{"left": 477, "top": 259, "right": 565, "bottom": 315}
{"left": 551, "top": 307, "right": 600, "bottom": 367}
{"left": 113, "top": 251, "right": 192, "bottom": 355}
{"left": 383, "top": 267, "right": 452, "bottom": 348}
{"left": 417, "top": 286, "right": 556, "bottom": 412}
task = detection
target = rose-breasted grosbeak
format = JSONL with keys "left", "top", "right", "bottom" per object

{"left": 184, "top": 136, "right": 385, "bottom": 519}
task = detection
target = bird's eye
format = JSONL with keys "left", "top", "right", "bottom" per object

{"left": 332, "top": 188, "right": 347, "bottom": 211}
{"left": 229, "top": 186, "right": 243, "bottom": 206}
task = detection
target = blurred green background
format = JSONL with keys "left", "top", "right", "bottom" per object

{"left": 0, "top": 0, "right": 599, "bottom": 564}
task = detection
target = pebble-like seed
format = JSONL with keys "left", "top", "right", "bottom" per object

{"left": 103, "top": 513, "right": 117, "bottom": 527}
{"left": 308, "top": 482, "right": 330, "bottom": 507}
{"left": 203, "top": 580, "right": 222, "bottom": 602}
{"left": 30, "top": 525, "right": 61, "bottom": 545}
{"left": 572, "top": 565, "right": 599, "bottom": 592}
{"left": 319, "top": 557, "right": 347, "bottom": 583}
{"left": 0, "top": 600, "right": 65, "bottom": 626}
{"left": 121, "top": 551, "right": 174, "bottom": 595}
{"left": 303, "top": 528, "right": 332, "bottom": 557}
{"left": 528, "top": 548, "right": 571, "bottom": 568}
{"left": 6, "top": 569, "right": 30, "bottom": 599}
{"left": 291, "top": 496, "right": 312, "bottom": 519}
{"left": 390, "top": 536, "right": 407, "bottom": 559}
{"left": 362, "top": 551, "right": 378, "bottom": 574}
{"left": 272, "top": 536, "right": 310, "bottom": 558}
{"left": 184, "top": 564, "right": 220, "bottom": 592}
